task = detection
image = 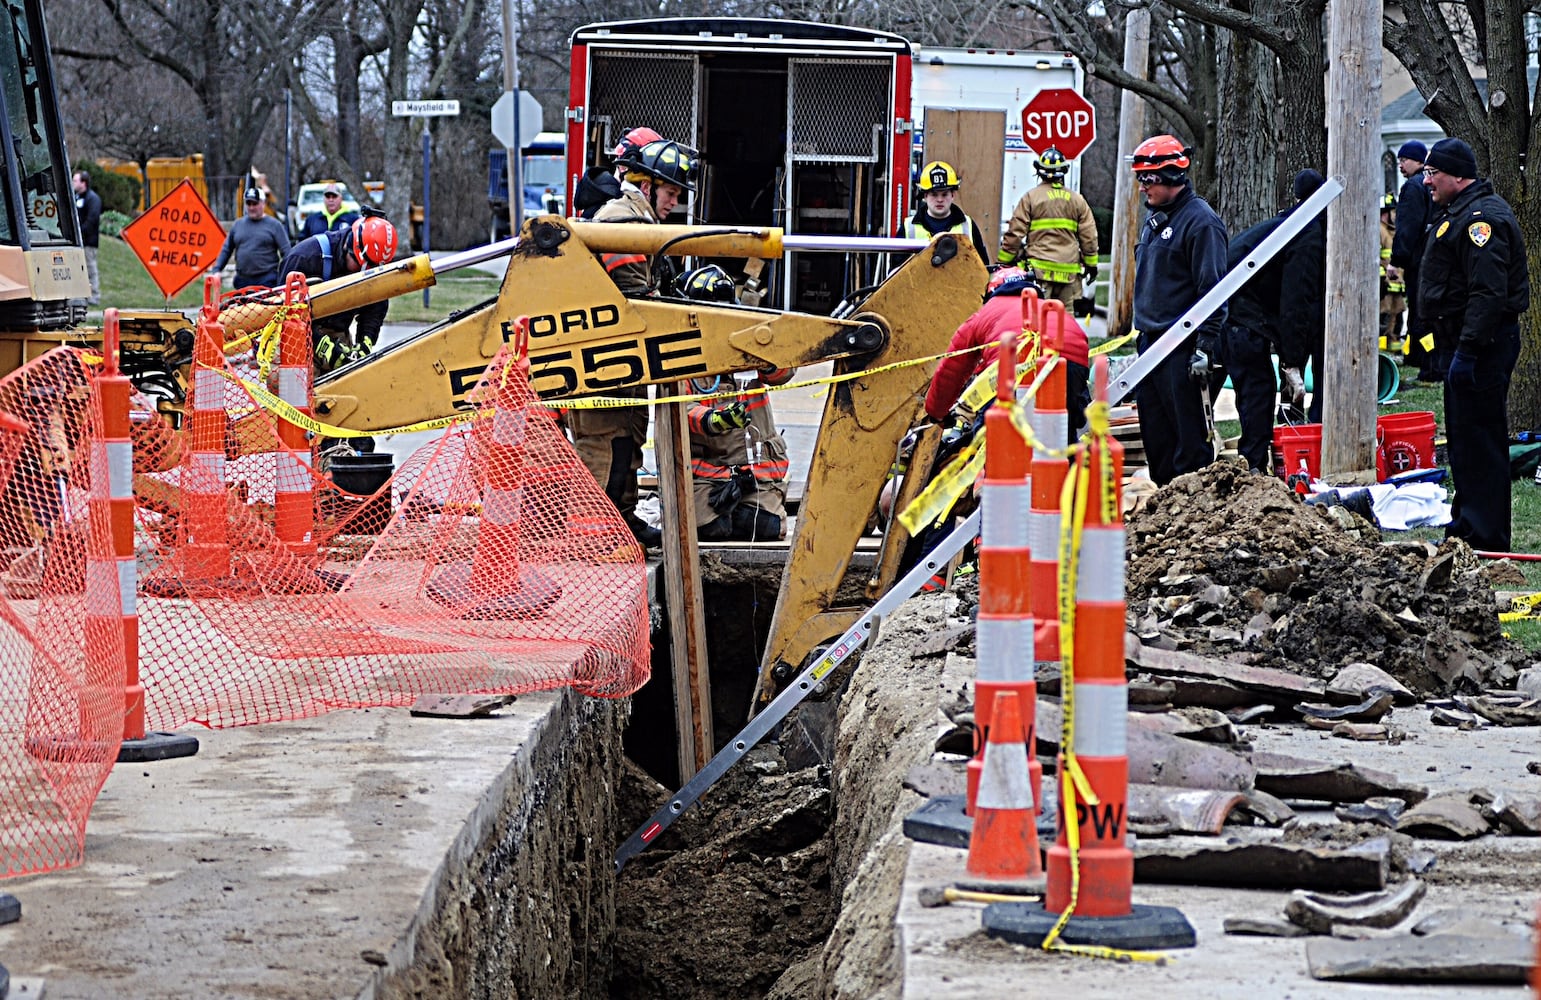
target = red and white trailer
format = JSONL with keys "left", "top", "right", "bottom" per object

{"left": 567, "top": 18, "right": 913, "bottom": 313}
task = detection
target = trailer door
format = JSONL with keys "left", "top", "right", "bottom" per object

{"left": 783, "top": 57, "right": 893, "bottom": 312}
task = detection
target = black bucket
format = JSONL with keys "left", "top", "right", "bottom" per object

{"left": 329, "top": 452, "right": 395, "bottom": 530}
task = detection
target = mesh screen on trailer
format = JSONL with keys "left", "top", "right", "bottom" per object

{"left": 788, "top": 59, "right": 890, "bottom": 162}
{"left": 588, "top": 51, "right": 698, "bottom": 153}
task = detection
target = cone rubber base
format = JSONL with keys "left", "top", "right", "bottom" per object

{"left": 426, "top": 561, "right": 562, "bottom": 619}
{"left": 903, "top": 794, "right": 1056, "bottom": 850}
{"left": 117, "top": 732, "right": 201, "bottom": 763}
{"left": 982, "top": 900, "right": 1197, "bottom": 951}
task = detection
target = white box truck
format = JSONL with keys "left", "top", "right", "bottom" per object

{"left": 910, "top": 47, "right": 1086, "bottom": 242}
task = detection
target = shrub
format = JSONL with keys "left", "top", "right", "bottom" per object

{"left": 74, "top": 161, "right": 140, "bottom": 216}
{"left": 100, "top": 210, "right": 131, "bottom": 238}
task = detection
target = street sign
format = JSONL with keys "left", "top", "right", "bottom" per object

{"left": 120, "top": 180, "right": 228, "bottom": 299}
{"left": 392, "top": 99, "right": 461, "bottom": 117}
{"left": 1020, "top": 88, "right": 1097, "bottom": 160}
{"left": 491, "top": 90, "right": 543, "bottom": 148}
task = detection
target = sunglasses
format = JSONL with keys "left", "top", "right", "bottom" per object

{"left": 1421, "top": 167, "right": 1443, "bottom": 177}
{"left": 1136, "top": 175, "right": 1169, "bottom": 187}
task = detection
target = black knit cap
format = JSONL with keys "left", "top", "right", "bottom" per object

{"left": 1293, "top": 169, "right": 1324, "bottom": 201}
{"left": 1424, "top": 138, "right": 1478, "bottom": 179}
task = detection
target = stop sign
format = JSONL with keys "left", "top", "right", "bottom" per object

{"left": 1020, "top": 88, "right": 1097, "bottom": 161}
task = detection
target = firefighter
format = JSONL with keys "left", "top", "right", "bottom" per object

{"left": 678, "top": 265, "right": 792, "bottom": 541}
{"left": 570, "top": 139, "right": 699, "bottom": 549}
{"left": 1391, "top": 140, "right": 1438, "bottom": 381}
{"left": 278, "top": 213, "right": 398, "bottom": 373}
{"left": 924, "top": 266, "right": 1091, "bottom": 445}
{"left": 1419, "top": 137, "right": 1530, "bottom": 552}
{"left": 573, "top": 126, "right": 663, "bottom": 219}
{"left": 900, "top": 161, "right": 988, "bottom": 261}
{"left": 998, "top": 147, "right": 1100, "bottom": 312}
{"left": 1380, "top": 193, "right": 1406, "bottom": 352}
{"left": 1129, "top": 134, "right": 1229, "bottom": 486}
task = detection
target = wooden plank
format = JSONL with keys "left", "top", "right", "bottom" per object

{"left": 654, "top": 384, "right": 713, "bottom": 778}
{"left": 919, "top": 108, "right": 1006, "bottom": 260}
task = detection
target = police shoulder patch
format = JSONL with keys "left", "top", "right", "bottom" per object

{"left": 1435, "top": 220, "right": 1450, "bottom": 238}
{"left": 1469, "top": 221, "right": 1492, "bottom": 247}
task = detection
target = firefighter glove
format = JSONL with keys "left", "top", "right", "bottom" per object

{"left": 1083, "top": 263, "right": 1099, "bottom": 283}
{"left": 1187, "top": 349, "right": 1212, "bottom": 383}
{"left": 707, "top": 466, "right": 755, "bottom": 515}
{"left": 1280, "top": 366, "right": 1306, "bottom": 408}
{"left": 702, "top": 401, "right": 750, "bottom": 435}
{"left": 314, "top": 334, "right": 345, "bottom": 371}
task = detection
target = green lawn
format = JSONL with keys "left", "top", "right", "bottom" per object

{"left": 95, "top": 235, "right": 503, "bottom": 322}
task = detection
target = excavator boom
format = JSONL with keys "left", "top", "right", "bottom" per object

{"left": 308, "top": 215, "right": 985, "bottom": 699}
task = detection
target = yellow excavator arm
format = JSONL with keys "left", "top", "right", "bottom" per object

{"left": 228, "top": 216, "right": 987, "bottom": 698}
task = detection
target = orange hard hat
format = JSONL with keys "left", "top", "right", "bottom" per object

{"left": 349, "top": 216, "right": 398, "bottom": 269}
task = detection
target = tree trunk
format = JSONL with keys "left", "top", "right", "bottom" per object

{"left": 381, "top": 0, "right": 427, "bottom": 252}
{"left": 332, "top": 27, "right": 366, "bottom": 169}
{"left": 1486, "top": 0, "right": 1541, "bottom": 427}
{"left": 1212, "top": 29, "right": 1277, "bottom": 230}
{"left": 1273, "top": 2, "right": 1327, "bottom": 197}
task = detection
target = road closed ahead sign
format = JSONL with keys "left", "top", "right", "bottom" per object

{"left": 120, "top": 180, "right": 227, "bottom": 298}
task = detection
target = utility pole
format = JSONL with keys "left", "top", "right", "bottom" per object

{"left": 1321, "top": 1, "right": 1382, "bottom": 482}
{"left": 501, "top": 0, "right": 522, "bottom": 236}
{"left": 1109, "top": 8, "right": 1150, "bottom": 338}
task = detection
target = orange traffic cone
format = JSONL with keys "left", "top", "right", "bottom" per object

{"left": 967, "top": 690, "right": 1043, "bottom": 881}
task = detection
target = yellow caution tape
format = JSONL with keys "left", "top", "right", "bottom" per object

{"left": 206, "top": 364, "right": 487, "bottom": 439}
{"left": 893, "top": 354, "right": 1074, "bottom": 533}
{"left": 212, "top": 338, "right": 993, "bottom": 438}
{"left": 896, "top": 436, "right": 985, "bottom": 536}
{"left": 1089, "top": 330, "right": 1136, "bottom": 357}
{"left": 1499, "top": 591, "right": 1541, "bottom": 623}
{"left": 555, "top": 341, "right": 989, "bottom": 410}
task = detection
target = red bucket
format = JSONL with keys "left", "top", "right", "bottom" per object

{"left": 1376, "top": 410, "right": 1436, "bottom": 479}
{"left": 1272, "top": 411, "right": 1436, "bottom": 482}
{"left": 1272, "top": 423, "right": 1322, "bottom": 481}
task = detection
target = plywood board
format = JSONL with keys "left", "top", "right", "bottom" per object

{"left": 916, "top": 108, "right": 1006, "bottom": 260}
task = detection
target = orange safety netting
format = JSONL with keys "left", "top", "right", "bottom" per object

{"left": 0, "top": 297, "right": 650, "bottom": 875}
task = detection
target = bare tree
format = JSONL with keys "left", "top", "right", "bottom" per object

{"left": 1028, "top": 0, "right": 1326, "bottom": 228}
{"left": 1384, "top": 0, "right": 1541, "bottom": 425}
{"left": 79, "top": 0, "right": 335, "bottom": 190}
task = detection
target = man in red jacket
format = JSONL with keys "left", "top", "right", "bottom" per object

{"left": 925, "top": 266, "right": 1090, "bottom": 443}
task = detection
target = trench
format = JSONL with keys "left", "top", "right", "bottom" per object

{"left": 608, "top": 555, "right": 859, "bottom": 999}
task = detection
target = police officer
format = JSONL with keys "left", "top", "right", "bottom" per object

{"left": 1283, "top": 170, "right": 1329, "bottom": 423}
{"left": 1419, "top": 137, "right": 1530, "bottom": 552}
{"left": 1129, "top": 134, "right": 1229, "bottom": 485}
{"left": 901, "top": 161, "right": 988, "bottom": 261}
{"left": 998, "top": 147, "right": 1100, "bottom": 311}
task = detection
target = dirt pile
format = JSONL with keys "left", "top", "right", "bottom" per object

{"left": 611, "top": 746, "right": 834, "bottom": 1000}
{"left": 1124, "top": 463, "right": 1529, "bottom": 694}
